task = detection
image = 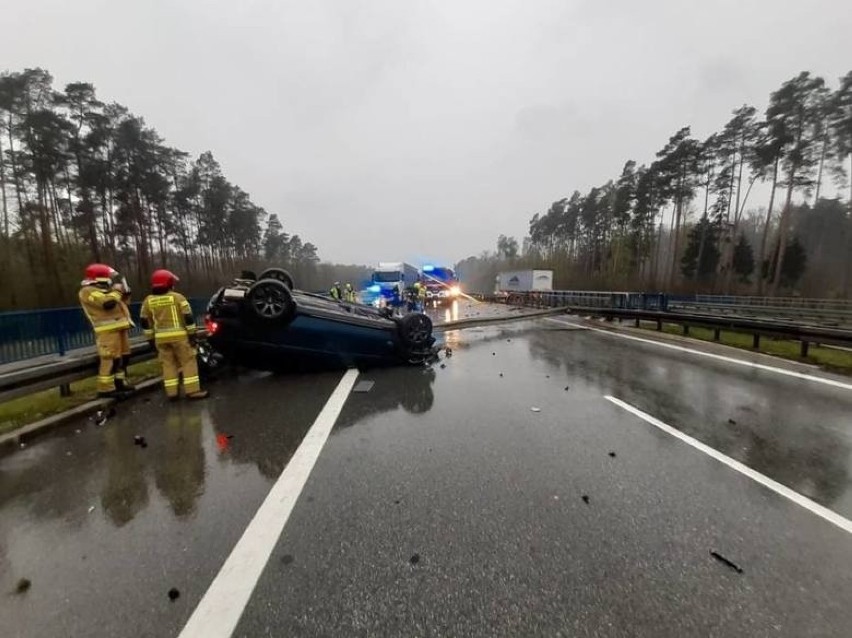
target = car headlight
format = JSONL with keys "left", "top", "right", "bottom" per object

{"left": 450, "top": 286, "right": 461, "bottom": 296}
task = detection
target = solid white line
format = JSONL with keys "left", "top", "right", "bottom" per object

{"left": 178, "top": 368, "right": 360, "bottom": 638}
{"left": 604, "top": 395, "right": 852, "bottom": 536}
{"left": 545, "top": 317, "right": 852, "bottom": 391}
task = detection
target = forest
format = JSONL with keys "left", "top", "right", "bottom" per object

{"left": 458, "top": 71, "right": 852, "bottom": 298}
{"left": 0, "top": 68, "right": 368, "bottom": 310}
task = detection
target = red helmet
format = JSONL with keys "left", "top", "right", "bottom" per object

{"left": 151, "top": 269, "right": 179, "bottom": 289}
{"left": 84, "top": 263, "right": 115, "bottom": 283}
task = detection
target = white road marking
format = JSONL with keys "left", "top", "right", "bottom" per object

{"left": 605, "top": 395, "right": 852, "bottom": 536}
{"left": 178, "top": 368, "right": 360, "bottom": 638}
{"left": 545, "top": 317, "right": 852, "bottom": 391}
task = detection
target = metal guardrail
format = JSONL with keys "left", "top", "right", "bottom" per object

{"left": 0, "top": 298, "right": 209, "bottom": 365}
{"left": 0, "top": 339, "right": 156, "bottom": 403}
{"left": 490, "top": 291, "right": 852, "bottom": 357}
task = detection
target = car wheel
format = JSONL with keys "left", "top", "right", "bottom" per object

{"left": 399, "top": 312, "right": 433, "bottom": 348}
{"left": 257, "top": 268, "right": 295, "bottom": 290}
{"left": 247, "top": 278, "right": 296, "bottom": 321}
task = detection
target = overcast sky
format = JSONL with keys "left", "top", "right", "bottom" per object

{"left": 2, "top": 0, "right": 850, "bottom": 266}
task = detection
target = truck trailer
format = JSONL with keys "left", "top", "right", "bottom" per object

{"left": 495, "top": 269, "right": 554, "bottom": 292}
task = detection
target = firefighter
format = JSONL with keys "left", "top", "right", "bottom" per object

{"left": 112, "top": 272, "right": 135, "bottom": 392}
{"left": 344, "top": 282, "right": 356, "bottom": 303}
{"left": 330, "top": 281, "right": 342, "bottom": 300}
{"left": 79, "top": 263, "right": 133, "bottom": 398}
{"left": 416, "top": 281, "right": 427, "bottom": 311}
{"left": 140, "top": 269, "right": 208, "bottom": 401}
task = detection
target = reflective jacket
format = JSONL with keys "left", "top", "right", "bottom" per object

{"left": 79, "top": 285, "right": 131, "bottom": 334}
{"left": 140, "top": 291, "right": 196, "bottom": 343}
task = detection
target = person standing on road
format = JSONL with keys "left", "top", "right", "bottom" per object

{"left": 344, "top": 282, "right": 356, "bottom": 303}
{"left": 417, "top": 281, "right": 427, "bottom": 311}
{"left": 79, "top": 263, "right": 134, "bottom": 398}
{"left": 140, "top": 269, "right": 208, "bottom": 401}
{"left": 112, "top": 272, "right": 136, "bottom": 392}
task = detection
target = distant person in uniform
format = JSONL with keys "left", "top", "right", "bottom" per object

{"left": 344, "top": 283, "right": 356, "bottom": 303}
{"left": 330, "top": 281, "right": 342, "bottom": 300}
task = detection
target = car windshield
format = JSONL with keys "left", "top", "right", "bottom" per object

{"left": 373, "top": 271, "right": 401, "bottom": 283}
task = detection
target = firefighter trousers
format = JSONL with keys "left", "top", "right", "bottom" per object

{"left": 95, "top": 331, "right": 123, "bottom": 393}
{"left": 156, "top": 339, "right": 201, "bottom": 398}
{"left": 115, "top": 330, "right": 131, "bottom": 383}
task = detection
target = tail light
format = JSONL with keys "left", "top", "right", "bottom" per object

{"left": 204, "top": 315, "right": 219, "bottom": 335}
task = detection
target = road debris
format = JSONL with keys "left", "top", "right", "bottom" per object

{"left": 75, "top": 429, "right": 81, "bottom": 434}
{"left": 530, "top": 407, "right": 541, "bottom": 412}
{"left": 15, "top": 578, "right": 31, "bottom": 594}
{"left": 727, "top": 418, "right": 737, "bottom": 425}
{"left": 608, "top": 451, "right": 617, "bottom": 458}
{"left": 88, "top": 505, "right": 95, "bottom": 513}
{"left": 581, "top": 495, "right": 590, "bottom": 504}
{"left": 564, "top": 386, "right": 570, "bottom": 391}
{"left": 440, "top": 363, "right": 446, "bottom": 369}
{"left": 710, "top": 550, "right": 744, "bottom": 574}
{"left": 353, "top": 380, "right": 375, "bottom": 393}
{"left": 409, "top": 553, "right": 421, "bottom": 565}
{"left": 445, "top": 347, "right": 453, "bottom": 357}
{"left": 499, "top": 373, "right": 503, "bottom": 377}
{"left": 133, "top": 435, "right": 148, "bottom": 449}
{"left": 281, "top": 554, "right": 295, "bottom": 565}
{"left": 168, "top": 587, "right": 181, "bottom": 601}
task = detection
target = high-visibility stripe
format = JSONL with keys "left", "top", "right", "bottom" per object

{"left": 94, "top": 320, "right": 131, "bottom": 333}
{"left": 154, "top": 329, "right": 188, "bottom": 341}
{"left": 163, "top": 379, "right": 180, "bottom": 387}
{"left": 143, "top": 330, "right": 154, "bottom": 338}
{"left": 98, "top": 375, "right": 115, "bottom": 383}
{"left": 184, "top": 376, "right": 200, "bottom": 384}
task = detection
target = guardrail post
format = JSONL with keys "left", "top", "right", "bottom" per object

{"left": 53, "top": 319, "right": 67, "bottom": 357}
{"left": 656, "top": 319, "right": 662, "bottom": 331}
{"left": 59, "top": 383, "right": 72, "bottom": 397}
{"left": 683, "top": 325, "right": 690, "bottom": 336}
{"left": 800, "top": 340, "right": 810, "bottom": 358}
{"left": 752, "top": 334, "right": 760, "bottom": 349}
{"left": 713, "top": 328, "right": 721, "bottom": 341}
{"left": 634, "top": 318, "right": 640, "bottom": 328}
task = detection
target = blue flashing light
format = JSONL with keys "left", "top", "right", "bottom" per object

{"left": 422, "top": 264, "right": 435, "bottom": 272}
{"left": 368, "top": 284, "right": 382, "bottom": 293}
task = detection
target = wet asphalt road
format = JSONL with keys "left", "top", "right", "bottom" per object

{"left": 2, "top": 303, "right": 852, "bottom": 637}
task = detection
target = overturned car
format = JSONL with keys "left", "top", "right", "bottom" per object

{"left": 201, "top": 269, "right": 436, "bottom": 373}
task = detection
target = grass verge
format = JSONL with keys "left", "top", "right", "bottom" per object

{"left": 634, "top": 321, "right": 852, "bottom": 375}
{"left": 0, "top": 359, "right": 161, "bottom": 435}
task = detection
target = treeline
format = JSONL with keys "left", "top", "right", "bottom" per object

{"left": 0, "top": 68, "right": 345, "bottom": 310}
{"left": 460, "top": 71, "right": 852, "bottom": 298}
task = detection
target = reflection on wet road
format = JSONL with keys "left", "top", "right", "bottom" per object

{"left": 2, "top": 310, "right": 852, "bottom": 637}
{"left": 0, "top": 371, "right": 342, "bottom": 638}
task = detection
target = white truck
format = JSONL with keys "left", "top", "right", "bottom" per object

{"left": 495, "top": 269, "right": 554, "bottom": 293}
{"left": 369, "top": 262, "right": 420, "bottom": 306}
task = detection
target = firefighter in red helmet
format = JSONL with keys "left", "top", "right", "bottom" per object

{"left": 79, "top": 263, "right": 134, "bottom": 398}
{"left": 140, "top": 269, "right": 208, "bottom": 400}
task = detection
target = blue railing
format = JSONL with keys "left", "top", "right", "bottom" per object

{"left": 0, "top": 298, "right": 209, "bottom": 365}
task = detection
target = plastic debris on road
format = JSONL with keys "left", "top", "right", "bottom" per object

{"left": 581, "top": 495, "right": 590, "bottom": 504}
{"left": 15, "top": 578, "right": 31, "bottom": 594}
{"left": 353, "top": 380, "right": 375, "bottom": 393}
{"left": 530, "top": 407, "right": 541, "bottom": 412}
{"left": 133, "top": 435, "right": 148, "bottom": 449}
{"left": 710, "top": 550, "right": 743, "bottom": 573}
{"left": 168, "top": 587, "right": 181, "bottom": 601}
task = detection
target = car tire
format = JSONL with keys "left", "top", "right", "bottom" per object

{"left": 257, "top": 268, "right": 295, "bottom": 290}
{"left": 399, "top": 312, "right": 432, "bottom": 348}
{"left": 247, "top": 278, "right": 296, "bottom": 322}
